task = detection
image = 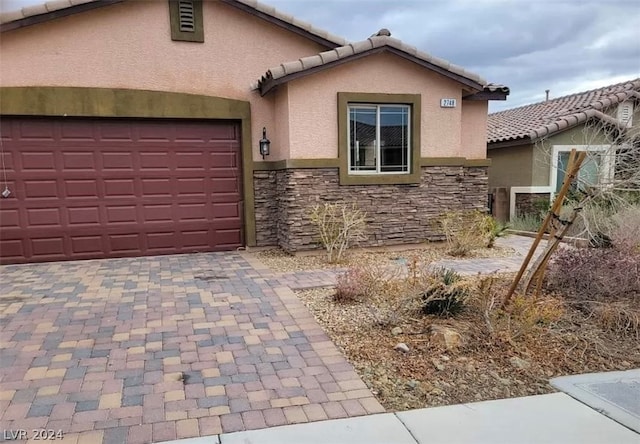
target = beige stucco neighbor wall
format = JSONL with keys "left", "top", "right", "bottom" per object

{"left": 284, "top": 52, "right": 470, "bottom": 159}
{"left": 0, "top": 0, "right": 325, "bottom": 161}
{"left": 487, "top": 144, "right": 534, "bottom": 189}
{"left": 461, "top": 101, "right": 489, "bottom": 159}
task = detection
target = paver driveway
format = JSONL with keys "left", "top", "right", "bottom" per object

{"left": 0, "top": 252, "right": 382, "bottom": 443}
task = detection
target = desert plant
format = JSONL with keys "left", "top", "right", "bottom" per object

{"left": 485, "top": 217, "right": 509, "bottom": 248}
{"left": 546, "top": 247, "right": 640, "bottom": 302}
{"left": 509, "top": 213, "right": 544, "bottom": 232}
{"left": 505, "top": 294, "right": 564, "bottom": 340}
{"left": 421, "top": 268, "right": 469, "bottom": 317}
{"left": 439, "top": 210, "right": 496, "bottom": 256}
{"left": 309, "top": 202, "right": 367, "bottom": 263}
{"left": 608, "top": 205, "right": 640, "bottom": 253}
{"left": 334, "top": 265, "right": 382, "bottom": 303}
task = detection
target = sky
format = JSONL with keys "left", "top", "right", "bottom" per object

{"left": 2, "top": 0, "right": 639, "bottom": 112}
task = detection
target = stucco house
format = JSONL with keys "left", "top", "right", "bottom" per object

{"left": 0, "top": 0, "right": 508, "bottom": 264}
{"left": 487, "top": 79, "right": 640, "bottom": 220}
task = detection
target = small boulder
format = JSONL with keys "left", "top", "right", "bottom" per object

{"left": 509, "top": 356, "right": 531, "bottom": 370}
{"left": 394, "top": 342, "right": 410, "bottom": 353}
{"left": 391, "top": 327, "right": 403, "bottom": 336}
{"left": 431, "top": 358, "right": 445, "bottom": 371}
{"left": 430, "top": 325, "right": 463, "bottom": 350}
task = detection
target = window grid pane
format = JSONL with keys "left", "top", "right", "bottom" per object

{"left": 348, "top": 104, "right": 410, "bottom": 174}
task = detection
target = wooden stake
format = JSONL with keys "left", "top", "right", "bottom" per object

{"left": 502, "top": 149, "right": 585, "bottom": 308}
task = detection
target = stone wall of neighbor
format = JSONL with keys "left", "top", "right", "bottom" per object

{"left": 515, "top": 192, "right": 551, "bottom": 218}
{"left": 253, "top": 166, "right": 489, "bottom": 251}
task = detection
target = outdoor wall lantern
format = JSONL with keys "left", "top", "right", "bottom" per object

{"left": 259, "top": 127, "right": 271, "bottom": 159}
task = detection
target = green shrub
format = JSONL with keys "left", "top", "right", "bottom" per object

{"left": 421, "top": 268, "right": 468, "bottom": 317}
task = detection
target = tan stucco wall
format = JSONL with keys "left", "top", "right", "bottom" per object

{"left": 284, "top": 52, "right": 473, "bottom": 159}
{"left": 487, "top": 144, "right": 534, "bottom": 189}
{"left": 273, "top": 85, "right": 291, "bottom": 161}
{"left": 533, "top": 124, "right": 612, "bottom": 185}
{"left": 0, "top": 0, "right": 325, "bottom": 161}
{"left": 461, "top": 101, "right": 489, "bottom": 159}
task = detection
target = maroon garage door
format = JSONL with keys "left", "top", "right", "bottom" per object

{"left": 0, "top": 117, "right": 243, "bottom": 264}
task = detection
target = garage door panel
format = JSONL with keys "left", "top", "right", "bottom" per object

{"left": 0, "top": 239, "right": 25, "bottom": 259}
{"left": 105, "top": 179, "right": 136, "bottom": 197}
{"left": 177, "top": 204, "right": 207, "bottom": 221}
{"left": 216, "top": 229, "right": 242, "bottom": 246}
{"left": 24, "top": 180, "right": 59, "bottom": 198}
{"left": 26, "top": 208, "right": 62, "bottom": 227}
{"left": 68, "top": 207, "right": 101, "bottom": 225}
{"left": 106, "top": 206, "right": 138, "bottom": 224}
{"left": 142, "top": 179, "right": 172, "bottom": 196}
{"left": 31, "top": 237, "right": 65, "bottom": 256}
{"left": 102, "top": 152, "right": 134, "bottom": 169}
{"left": 70, "top": 236, "right": 104, "bottom": 254}
{"left": 1, "top": 118, "right": 243, "bottom": 263}
{"left": 144, "top": 205, "right": 173, "bottom": 222}
{"left": 176, "top": 152, "right": 206, "bottom": 169}
{"left": 140, "top": 152, "right": 170, "bottom": 169}
{"left": 62, "top": 152, "right": 96, "bottom": 170}
{"left": 109, "top": 234, "right": 141, "bottom": 252}
{"left": 66, "top": 180, "right": 99, "bottom": 197}
{"left": 18, "top": 120, "right": 56, "bottom": 140}
{"left": 177, "top": 178, "right": 206, "bottom": 196}
{"left": 21, "top": 152, "right": 56, "bottom": 170}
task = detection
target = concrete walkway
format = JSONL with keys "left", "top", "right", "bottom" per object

{"left": 162, "top": 391, "right": 640, "bottom": 444}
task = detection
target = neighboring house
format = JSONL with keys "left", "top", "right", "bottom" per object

{"left": 0, "top": 0, "right": 508, "bottom": 264}
{"left": 487, "top": 79, "right": 640, "bottom": 220}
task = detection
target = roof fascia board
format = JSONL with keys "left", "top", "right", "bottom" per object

{"left": 261, "top": 46, "right": 485, "bottom": 96}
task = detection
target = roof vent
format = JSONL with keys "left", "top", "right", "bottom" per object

{"left": 374, "top": 28, "right": 391, "bottom": 37}
{"left": 178, "top": 0, "right": 195, "bottom": 32}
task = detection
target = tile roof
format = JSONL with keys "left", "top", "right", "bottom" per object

{"left": 259, "top": 29, "right": 508, "bottom": 96}
{"left": 488, "top": 78, "right": 640, "bottom": 144}
{"left": 0, "top": 0, "right": 349, "bottom": 47}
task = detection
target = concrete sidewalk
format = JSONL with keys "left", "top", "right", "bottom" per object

{"left": 163, "top": 391, "right": 640, "bottom": 444}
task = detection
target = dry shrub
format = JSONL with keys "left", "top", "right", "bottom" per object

{"left": 591, "top": 302, "right": 640, "bottom": 339}
{"left": 439, "top": 210, "right": 498, "bottom": 256}
{"left": 469, "top": 275, "right": 563, "bottom": 341}
{"left": 547, "top": 247, "right": 640, "bottom": 302}
{"left": 333, "top": 259, "right": 437, "bottom": 325}
{"left": 309, "top": 202, "right": 367, "bottom": 264}
{"left": 609, "top": 205, "right": 640, "bottom": 253}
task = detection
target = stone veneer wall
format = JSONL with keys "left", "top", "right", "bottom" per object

{"left": 514, "top": 192, "right": 551, "bottom": 218}
{"left": 253, "top": 166, "right": 488, "bottom": 251}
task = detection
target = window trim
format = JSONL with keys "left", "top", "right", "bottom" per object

{"left": 169, "top": 0, "right": 204, "bottom": 43}
{"left": 338, "top": 92, "right": 421, "bottom": 185}
{"left": 549, "top": 144, "right": 614, "bottom": 199}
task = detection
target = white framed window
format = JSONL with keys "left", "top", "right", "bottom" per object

{"left": 348, "top": 104, "right": 410, "bottom": 174}
{"left": 550, "top": 145, "right": 615, "bottom": 195}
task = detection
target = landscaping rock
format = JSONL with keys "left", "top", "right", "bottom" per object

{"left": 391, "top": 327, "right": 403, "bottom": 336}
{"left": 430, "top": 325, "right": 463, "bottom": 350}
{"left": 394, "top": 343, "right": 410, "bottom": 353}
{"left": 431, "top": 358, "right": 445, "bottom": 371}
{"left": 509, "top": 356, "right": 531, "bottom": 370}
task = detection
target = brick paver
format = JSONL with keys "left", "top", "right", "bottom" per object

{"left": 0, "top": 251, "right": 380, "bottom": 443}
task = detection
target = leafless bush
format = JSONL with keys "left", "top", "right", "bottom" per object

{"left": 547, "top": 247, "right": 640, "bottom": 302}
{"left": 309, "top": 202, "right": 367, "bottom": 263}
{"left": 609, "top": 205, "right": 640, "bottom": 252}
{"left": 591, "top": 302, "right": 640, "bottom": 339}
